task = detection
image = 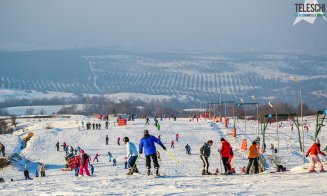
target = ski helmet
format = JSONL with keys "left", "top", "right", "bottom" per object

{"left": 123, "top": 137, "right": 129, "bottom": 142}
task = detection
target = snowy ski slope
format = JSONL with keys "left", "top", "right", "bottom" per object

{"left": 0, "top": 115, "right": 326, "bottom": 195}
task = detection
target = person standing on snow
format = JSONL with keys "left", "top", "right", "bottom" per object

{"left": 93, "top": 153, "right": 100, "bottom": 162}
{"left": 56, "top": 142, "right": 59, "bottom": 152}
{"left": 62, "top": 142, "right": 67, "bottom": 151}
{"left": 79, "top": 150, "right": 91, "bottom": 176}
{"left": 171, "top": 140, "right": 175, "bottom": 149}
{"left": 176, "top": 133, "right": 179, "bottom": 142}
{"left": 306, "top": 139, "right": 326, "bottom": 172}
{"left": 123, "top": 137, "right": 139, "bottom": 175}
{"left": 145, "top": 117, "right": 150, "bottom": 125}
{"left": 219, "top": 138, "right": 232, "bottom": 174}
{"left": 108, "top": 152, "right": 113, "bottom": 162}
{"left": 200, "top": 140, "right": 213, "bottom": 175}
{"left": 246, "top": 140, "right": 259, "bottom": 174}
{"left": 106, "top": 135, "right": 109, "bottom": 145}
{"left": 24, "top": 165, "right": 32, "bottom": 180}
{"left": 139, "top": 129, "right": 166, "bottom": 176}
{"left": 39, "top": 163, "right": 46, "bottom": 177}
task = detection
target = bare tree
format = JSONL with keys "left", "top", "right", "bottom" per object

{"left": 10, "top": 115, "right": 17, "bottom": 127}
{"left": 25, "top": 108, "right": 34, "bottom": 115}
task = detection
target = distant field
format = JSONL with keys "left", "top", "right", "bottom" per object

{"left": 0, "top": 49, "right": 326, "bottom": 107}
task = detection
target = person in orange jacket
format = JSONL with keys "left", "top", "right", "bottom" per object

{"left": 246, "top": 140, "right": 259, "bottom": 174}
{"left": 306, "top": 139, "right": 326, "bottom": 172}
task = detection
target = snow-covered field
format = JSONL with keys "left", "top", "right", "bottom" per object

{"left": 0, "top": 115, "right": 326, "bottom": 195}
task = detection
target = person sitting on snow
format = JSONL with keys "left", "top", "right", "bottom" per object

{"left": 306, "top": 139, "right": 326, "bottom": 172}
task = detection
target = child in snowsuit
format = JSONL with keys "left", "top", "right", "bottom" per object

{"left": 113, "top": 158, "right": 117, "bottom": 166}
{"left": 108, "top": 152, "right": 113, "bottom": 162}
{"left": 93, "top": 153, "right": 100, "bottom": 162}
{"left": 139, "top": 129, "right": 166, "bottom": 176}
{"left": 306, "top": 139, "right": 326, "bottom": 172}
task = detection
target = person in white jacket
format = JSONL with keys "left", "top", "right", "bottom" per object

{"left": 123, "top": 137, "right": 139, "bottom": 175}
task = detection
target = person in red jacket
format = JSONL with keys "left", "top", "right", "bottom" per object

{"left": 306, "top": 139, "right": 326, "bottom": 172}
{"left": 219, "top": 138, "right": 232, "bottom": 174}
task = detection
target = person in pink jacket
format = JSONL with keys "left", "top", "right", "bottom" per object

{"left": 79, "top": 150, "right": 91, "bottom": 176}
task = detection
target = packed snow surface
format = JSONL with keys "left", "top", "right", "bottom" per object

{"left": 0, "top": 115, "right": 326, "bottom": 195}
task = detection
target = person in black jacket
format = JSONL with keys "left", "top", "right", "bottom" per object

{"left": 200, "top": 140, "right": 213, "bottom": 175}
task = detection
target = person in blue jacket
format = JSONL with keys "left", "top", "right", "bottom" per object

{"left": 139, "top": 129, "right": 166, "bottom": 176}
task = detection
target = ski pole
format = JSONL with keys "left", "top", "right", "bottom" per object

{"left": 165, "top": 150, "right": 180, "bottom": 163}
{"left": 130, "top": 155, "right": 140, "bottom": 172}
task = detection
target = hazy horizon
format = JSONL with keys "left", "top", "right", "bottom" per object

{"left": 1, "top": 0, "right": 327, "bottom": 55}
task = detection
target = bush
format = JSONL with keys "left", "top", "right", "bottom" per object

{"left": 0, "top": 158, "right": 11, "bottom": 169}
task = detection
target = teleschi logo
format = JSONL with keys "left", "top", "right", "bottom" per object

{"left": 293, "top": 0, "right": 326, "bottom": 25}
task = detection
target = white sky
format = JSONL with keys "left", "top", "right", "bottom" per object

{"left": 0, "top": 0, "right": 326, "bottom": 54}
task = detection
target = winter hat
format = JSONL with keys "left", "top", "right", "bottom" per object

{"left": 144, "top": 129, "right": 149, "bottom": 134}
{"left": 207, "top": 140, "right": 213, "bottom": 144}
{"left": 123, "top": 137, "right": 129, "bottom": 142}
{"left": 220, "top": 138, "right": 225, "bottom": 142}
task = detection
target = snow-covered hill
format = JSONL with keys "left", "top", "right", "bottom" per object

{"left": 1, "top": 50, "right": 326, "bottom": 108}
{"left": 0, "top": 115, "right": 326, "bottom": 195}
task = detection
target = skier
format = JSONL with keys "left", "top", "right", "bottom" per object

{"left": 123, "top": 137, "right": 139, "bottom": 175}
{"left": 105, "top": 121, "right": 109, "bottom": 129}
{"left": 171, "top": 140, "right": 175, "bottom": 149}
{"left": 98, "top": 123, "right": 101, "bottom": 129}
{"left": 176, "top": 133, "right": 179, "bottom": 142}
{"left": 306, "top": 139, "right": 326, "bottom": 172}
{"left": 270, "top": 143, "right": 275, "bottom": 153}
{"left": 246, "top": 140, "right": 259, "bottom": 174}
{"left": 39, "top": 163, "right": 46, "bottom": 177}
{"left": 106, "top": 135, "right": 109, "bottom": 145}
{"left": 113, "top": 158, "right": 117, "bottom": 166}
{"left": 200, "top": 140, "right": 213, "bottom": 175}
{"left": 108, "top": 152, "right": 113, "bottom": 162}
{"left": 185, "top": 144, "right": 191, "bottom": 155}
{"left": 79, "top": 150, "right": 91, "bottom": 176}
{"left": 157, "top": 123, "right": 160, "bottom": 131}
{"left": 92, "top": 123, "right": 95, "bottom": 129}
{"left": 24, "top": 165, "right": 32, "bottom": 180}
{"left": 93, "top": 153, "right": 100, "bottom": 162}
{"left": 219, "top": 138, "right": 232, "bottom": 174}
{"left": 139, "top": 129, "right": 166, "bottom": 176}
{"left": 145, "top": 117, "right": 150, "bottom": 125}
{"left": 64, "top": 145, "right": 69, "bottom": 156}
{"left": 56, "top": 142, "right": 60, "bottom": 152}
{"left": 62, "top": 142, "right": 67, "bottom": 151}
